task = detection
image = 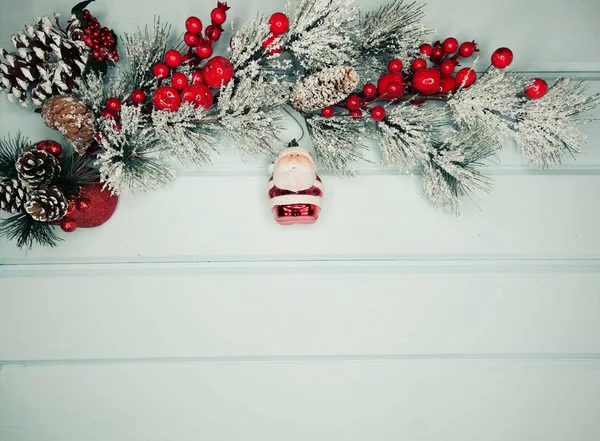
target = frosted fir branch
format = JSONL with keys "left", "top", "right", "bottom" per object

{"left": 74, "top": 71, "right": 106, "bottom": 113}
{"left": 228, "top": 18, "right": 273, "bottom": 73}
{"left": 151, "top": 103, "right": 220, "bottom": 164}
{"left": 422, "top": 164, "right": 459, "bottom": 215}
{"left": 514, "top": 78, "right": 600, "bottom": 168}
{"left": 287, "top": 0, "right": 359, "bottom": 70}
{"left": 306, "top": 115, "right": 370, "bottom": 175}
{"left": 95, "top": 105, "right": 175, "bottom": 195}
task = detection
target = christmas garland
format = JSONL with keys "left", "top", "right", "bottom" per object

{"left": 0, "top": 0, "right": 598, "bottom": 248}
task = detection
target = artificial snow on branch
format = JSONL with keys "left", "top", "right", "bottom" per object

{"left": 291, "top": 66, "right": 359, "bottom": 111}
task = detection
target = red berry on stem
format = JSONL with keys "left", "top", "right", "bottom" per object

{"left": 370, "top": 106, "right": 386, "bottom": 121}
{"left": 491, "top": 47, "right": 514, "bottom": 69}
{"left": 262, "top": 34, "right": 283, "bottom": 55}
{"left": 211, "top": 8, "right": 227, "bottom": 25}
{"left": 101, "top": 109, "right": 115, "bottom": 119}
{"left": 153, "top": 62, "right": 170, "bottom": 79}
{"left": 362, "top": 83, "right": 377, "bottom": 97}
{"left": 442, "top": 37, "right": 459, "bottom": 54}
{"left": 184, "top": 32, "right": 200, "bottom": 47}
{"left": 35, "top": 140, "right": 63, "bottom": 157}
{"left": 430, "top": 47, "right": 444, "bottom": 63}
{"left": 438, "top": 75, "right": 456, "bottom": 93}
{"left": 419, "top": 44, "right": 433, "bottom": 56}
{"left": 205, "top": 25, "right": 221, "bottom": 41}
{"left": 60, "top": 218, "right": 77, "bottom": 233}
{"left": 195, "top": 42, "right": 213, "bottom": 59}
{"left": 131, "top": 89, "right": 146, "bottom": 104}
{"left": 388, "top": 58, "right": 403, "bottom": 73}
{"left": 412, "top": 58, "right": 427, "bottom": 71}
{"left": 455, "top": 68, "right": 477, "bottom": 88}
{"left": 182, "top": 54, "right": 191, "bottom": 62}
{"left": 106, "top": 97, "right": 121, "bottom": 112}
{"left": 181, "top": 84, "right": 214, "bottom": 109}
{"left": 349, "top": 109, "right": 362, "bottom": 119}
{"left": 171, "top": 72, "right": 189, "bottom": 91}
{"left": 458, "top": 41, "right": 477, "bottom": 58}
{"left": 524, "top": 78, "right": 548, "bottom": 99}
{"left": 152, "top": 85, "right": 181, "bottom": 112}
{"left": 321, "top": 106, "right": 334, "bottom": 118}
{"left": 269, "top": 12, "right": 289, "bottom": 35}
{"left": 202, "top": 56, "right": 235, "bottom": 88}
{"left": 439, "top": 59, "right": 456, "bottom": 75}
{"left": 386, "top": 82, "right": 402, "bottom": 97}
{"left": 76, "top": 198, "right": 91, "bottom": 212}
{"left": 412, "top": 68, "right": 440, "bottom": 95}
{"left": 346, "top": 95, "right": 362, "bottom": 110}
{"left": 377, "top": 73, "right": 404, "bottom": 98}
{"left": 191, "top": 70, "right": 204, "bottom": 85}
{"left": 165, "top": 50, "right": 182, "bottom": 68}
{"left": 186, "top": 16, "right": 203, "bottom": 34}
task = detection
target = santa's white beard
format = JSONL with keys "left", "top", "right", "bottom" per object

{"left": 273, "top": 162, "right": 316, "bottom": 191}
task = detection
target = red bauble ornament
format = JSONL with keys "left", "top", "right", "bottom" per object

{"left": 211, "top": 7, "right": 227, "bottom": 25}
{"left": 191, "top": 70, "right": 204, "bottom": 85}
{"left": 165, "top": 50, "right": 182, "bottom": 68}
{"left": 387, "top": 58, "right": 403, "bottom": 73}
{"left": 152, "top": 86, "right": 181, "bottom": 112}
{"left": 412, "top": 58, "right": 427, "bottom": 71}
{"left": 76, "top": 198, "right": 91, "bottom": 212}
{"left": 524, "top": 78, "right": 548, "bottom": 99}
{"left": 68, "top": 183, "right": 119, "bottom": 228}
{"left": 153, "top": 62, "right": 170, "bottom": 79}
{"left": 131, "top": 89, "right": 146, "bottom": 104}
{"left": 458, "top": 41, "right": 477, "bottom": 58}
{"left": 269, "top": 12, "right": 289, "bottom": 35}
{"left": 262, "top": 34, "right": 283, "bottom": 55}
{"left": 181, "top": 84, "right": 214, "bottom": 109}
{"left": 202, "top": 56, "right": 235, "bottom": 88}
{"left": 346, "top": 95, "right": 362, "bottom": 110}
{"left": 101, "top": 109, "right": 115, "bottom": 119}
{"left": 377, "top": 73, "right": 404, "bottom": 98}
{"left": 419, "top": 44, "right": 433, "bottom": 56}
{"left": 205, "top": 25, "right": 221, "bottom": 41}
{"left": 438, "top": 74, "right": 457, "bottom": 93}
{"left": 35, "top": 140, "right": 63, "bottom": 157}
{"left": 321, "top": 106, "right": 334, "bottom": 117}
{"left": 184, "top": 31, "right": 200, "bottom": 47}
{"left": 455, "top": 68, "right": 477, "bottom": 88}
{"left": 171, "top": 72, "right": 189, "bottom": 91}
{"left": 442, "top": 37, "right": 459, "bottom": 54}
{"left": 185, "top": 16, "right": 203, "bottom": 34}
{"left": 195, "top": 42, "right": 213, "bottom": 59}
{"left": 491, "top": 47, "right": 514, "bottom": 69}
{"left": 363, "top": 83, "right": 377, "bottom": 97}
{"left": 439, "top": 59, "right": 457, "bottom": 75}
{"left": 349, "top": 109, "right": 362, "bottom": 119}
{"left": 60, "top": 218, "right": 77, "bottom": 233}
{"left": 430, "top": 47, "right": 444, "bottom": 63}
{"left": 370, "top": 106, "right": 386, "bottom": 121}
{"left": 412, "top": 68, "right": 440, "bottom": 95}
{"left": 106, "top": 97, "right": 121, "bottom": 112}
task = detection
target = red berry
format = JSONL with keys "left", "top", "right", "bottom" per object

{"left": 430, "top": 47, "right": 444, "bottom": 63}
{"left": 386, "top": 82, "right": 402, "bottom": 97}
{"left": 195, "top": 42, "right": 213, "bottom": 59}
{"left": 458, "top": 41, "right": 477, "bottom": 58}
{"left": 524, "top": 78, "right": 548, "bottom": 99}
{"left": 455, "top": 68, "right": 477, "bottom": 88}
{"left": 349, "top": 109, "right": 362, "bottom": 119}
{"left": 152, "top": 85, "right": 181, "bottom": 112}
{"left": 346, "top": 95, "right": 362, "bottom": 110}
{"left": 412, "top": 58, "right": 427, "bottom": 71}
{"left": 370, "top": 106, "right": 386, "bottom": 121}
{"left": 182, "top": 54, "right": 191, "bottom": 62}
{"left": 412, "top": 68, "right": 440, "bottom": 95}
{"left": 491, "top": 47, "right": 514, "bottom": 69}
{"left": 171, "top": 72, "right": 189, "bottom": 91}
{"left": 181, "top": 84, "right": 214, "bottom": 109}
{"left": 131, "top": 90, "right": 146, "bottom": 104}
{"left": 442, "top": 37, "right": 459, "bottom": 54}
{"left": 438, "top": 75, "right": 456, "bottom": 93}
{"left": 106, "top": 97, "right": 121, "bottom": 112}
{"left": 153, "top": 62, "right": 170, "bottom": 79}
{"left": 165, "top": 50, "right": 182, "bottom": 68}
{"left": 35, "top": 140, "right": 63, "bottom": 157}
{"left": 362, "top": 83, "right": 377, "bottom": 97}
{"left": 377, "top": 73, "right": 404, "bottom": 98}
{"left": 211, "top": 8, "right": 227, "bottom": 25}
{"left": 262, "top": 34, "right": 283, "bottom": 55}
{"left": 321, "top": 106, "right": 335, "bottom": 117}
{"left": 191, "top": 70, "right": 204, "bottom": 85}
{"left": 76, "top": 198, "right": 91, "bottom": 212}
{"left": 186, "top": 16, "right": 203, "bottom": 34}
{"left": 184, "top": 32, "right": 200, "bottom": 47}
{"left": 387, "top": 58, "right": 403, "bottom": 73}
{"left": 60, "top": 218, "right": 77, "bottom": 233}
{"left": 101, "top": 109, "right": 115, "bottom": 119}
{"left": 269, "top": 12, "right": 289, "bottom": 35}
{"left": 439, "top": 59, "right": 456, "bottom": 75}
{"left": 419, "top": 44, "right": 433, "bottom": 56}
{"left": 205, "top": 25, "right": 221, "bottom": 41}
{"left": 202, "top": 56, "right": 235, "bottom": 88}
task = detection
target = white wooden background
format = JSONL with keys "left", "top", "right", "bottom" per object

{"left": 1, "top": 0, "right": 600, "bottom": 440}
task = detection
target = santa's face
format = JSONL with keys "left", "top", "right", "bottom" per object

{"left": 272, "top": 153, "right": 316, "bottom": 191}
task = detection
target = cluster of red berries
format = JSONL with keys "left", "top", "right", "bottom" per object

{"left": 81, "top": 9, "right": 118, "bottom": 62}
{"left": 261, "top": 12, "right": 289, "bottom": 55}
{"left": 183, "top": 2, "right": 230, "bottom": 60}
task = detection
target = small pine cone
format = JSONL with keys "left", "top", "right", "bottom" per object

{"left": 25, "top": 186, "right": 68, "bottom": 222}
{"left": 291, "top": 66, "right": 360, "bottom": 111}
{"left": 41, "top": 95, "right": 94, "bottom": 145}
{"left": 0, "top": 178, "right": 28, "bottom": 213}
{"left": 16, "top": 149, "right": 61, "bottom": 187}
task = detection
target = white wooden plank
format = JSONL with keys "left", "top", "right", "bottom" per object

{"left": 1, "top": 267, "right": 599, "bottom": 361}
{"left": 1, "top": 361, "right": 599, "bottom": 441}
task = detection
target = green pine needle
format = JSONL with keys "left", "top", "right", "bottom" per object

{"left": 0, "top": 133, "right": 31, "bottom": 181}
{"left": 0, "top": 212, "right": 63, "bottom": 249}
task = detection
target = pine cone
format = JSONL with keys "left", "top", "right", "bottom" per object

{"left": 15, "top": 149, "right": 60, "bottom": 187}
{"left": 0, "top": 14, "right": 88, "bottom": 107}
{"left": 291, "top": 66, "right": 360, "bottom": 111}
{"left": 0, "top": 178, "right": 28, "bottom": 213}
{"left": 25, "top": 186, "right": 68, "bottom": 222}
{"left": 41, "top": 95, "right": 94, "bottom": 146}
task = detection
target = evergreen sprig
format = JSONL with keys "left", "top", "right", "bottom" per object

{"left": 0, "top": 212, "right": 63, "bottom": 249}
{"left": 0, "top": 133, "right": 30, "bottom": 180}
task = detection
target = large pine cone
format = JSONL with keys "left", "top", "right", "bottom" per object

{"left": 291, "top": 66, "right": 359, "bottom": 111}
{"left": 41, "top": 95, "right": 94, "bottom": 145}
{"left": 16, "top": 149, "right": 60, "bottom": 187}
{"left": 0, "top": 178, "right": 28, "bottom": 213}
{"left": 25, "top": 186, "right": 68, "bottom": 222}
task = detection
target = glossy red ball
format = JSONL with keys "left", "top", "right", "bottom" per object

{"left": 35, "top": 140, "right": 63, "bottom": 157}
{"left": 184, "top": 32, "right": 200, "bottom": 47}
{"left": 76, "top": 198, "right": 91, "bottom": 212}
{"left": 439, "top": 59, "right": 456, "bottom": 75}
{"left": 458, "top": 41, "right": 477, "bottom": 58}
{"left": 101, "top": 109, "right": 114, "bottom": 119}
{"left": 106, "top": 97, "right": 121, "bottom": 112}
{"left": 438, "top": 74, "right": 456, "bottom": 93}
{"left": 269, "top": 12, "right": 289, "bottom": 35}
{"left": 165, "top": 50, "right": 182, "bottom": 68}
{"left": 211, "top": 8, "right": 227, "bottom": 25}
{"left": 191, "top": 70, "right": 204, "bottom": 85}
{"left": 321, "top": 106, "right": 334, "bottom": 117}
{"left": 455, "top": 68, "right": 477, "bottom": 88}
{"left": 195, "top": 42, "right": 213, "bottom": 59}
{"left": 524, "top": 78, "right": 548, "bottom": 99}
{"left": 491, "top": 47, "right": 514, "bottom": 69}
{"left": 346, "top": 95, "right": 362, "bottom": 110}
{"left": 131, "top": 89, "right": 146, "bottom": 104}
{"left": 60, "top": 218, "right": 77, "bottom": 233}
{"left": 202, "top": 56, "right": 235, "bottom": 88}
{"left": 370, "top": 106, "right": 386, "bottom": 121}
{"left": 386, "top": 82, "right": 402, "bottom": 97}
{"left": 205, "top": 25, "right": 221, "bottom": 41}
{"left": 181, "top": 84, "right": 214, "bottom": 109}
{"left": 262, "top": 34, "right": 283, "bottom": 55}
{"left": 419, "top": 44, "right": 433, "bottom": 56}
{"left": 442, "top": 37, "right": 459, "bottom": 54}
{"left": 411, "top": 58, "right": 427, "bottom": 71}
{"left": 377, "top": 72, "right": 404, "bottom": 98}
{"left": 362, "top": 83, "right": 377, "bottom": 97}
{"left": 152, "top": 62, "right": 170, "bottom": 79}
{"left": 388, "top": 58, "right": 403, "bottom": 73}
{"left": 171, "top": 72, "right": 189, "bottom": 91}
{"left": 152, "top": 85, "right": 181, "bottom": 112}
{"left": 185, "top": 16, "right": 203, "bottom": 34}
{"left": 412, "top": 68, "right": 440, "bottom": 95}
{"left": 430, "top": 47, "right": 444, "bottom": 63}
{"left": 349, "top": 109, "right": 362, "bottom": 119}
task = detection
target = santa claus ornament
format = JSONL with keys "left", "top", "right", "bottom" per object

{"left": 268, "top": 147, "right": 323, "bottom": 225}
